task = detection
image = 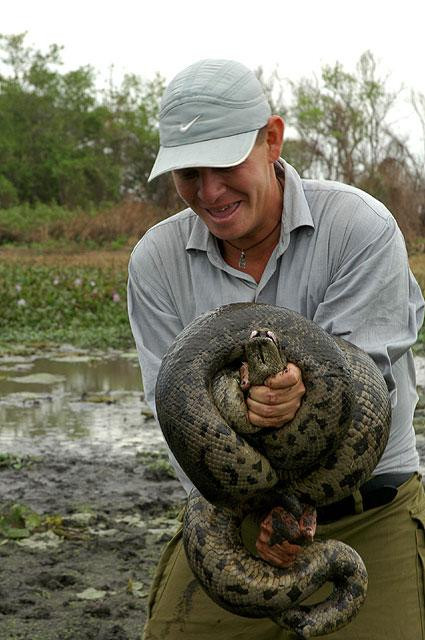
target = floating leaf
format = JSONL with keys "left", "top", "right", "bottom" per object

{"left": 115, "top": 514, "right": 144, "bottom": 528}
{"left": 127, "top": 579, "right": 147, "bottom": 598}
{"left": 1, "top": 525, "right": 30, "bottom": 539}
{"left": 17, "top": 530, "right": 63, "bottom": 550}
{"left": 50, "top": 355, "right": 92, "bottom": 364}
{"left": 77, "top": 587, "right": 108, "bottom": 600}
{"left": 8, "top": 373, "right": 66, "bottom": 385}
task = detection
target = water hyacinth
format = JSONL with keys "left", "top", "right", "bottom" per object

{"left": 0, "top": 263, "right": 131, "bottom": 348}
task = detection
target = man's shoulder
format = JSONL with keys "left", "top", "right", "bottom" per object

{"left": 302, "top": 178, "right": 394, "bottom": 228}
{"left": 130, "top": 207, "right": 196, "bottom": 261}
{"left": 145, "top": 207, "right": 197, "bottom": 238}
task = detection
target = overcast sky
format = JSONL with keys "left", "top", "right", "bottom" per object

{"left": 2, "top": 0, "right": 425, "bottom": 147}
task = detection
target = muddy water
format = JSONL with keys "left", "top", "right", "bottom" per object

{"left": 0, "top": 347, "right": 165, "bottom": 461}
{"left": 1, "top": 348, "right": 425, "bottom": 469}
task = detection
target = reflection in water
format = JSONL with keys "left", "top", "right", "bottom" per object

{"left": 0, "top": 351, "right": 165, "bottom": 460}
{"left": 1, "top": 351, "right": 425, "bottom": 468}
{"left": 0, "top": 353, "right": 143, "bottom": 395}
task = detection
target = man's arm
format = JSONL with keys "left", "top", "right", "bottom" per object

{"left": 312, "top": 209, "right": 423, "bottom": 404}
{"left": 128, "top": 242, "right": 196, "bottom": 493}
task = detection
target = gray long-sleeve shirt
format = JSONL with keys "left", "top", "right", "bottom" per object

{"left": 128, "top": 159, "right": 424, "bottom": 492}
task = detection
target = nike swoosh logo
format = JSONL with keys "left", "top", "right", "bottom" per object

{"left": 179, "top": 115, "right": 201, "bottom": 133}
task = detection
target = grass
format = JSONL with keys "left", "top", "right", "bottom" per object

{"left": 0, "top": 199, "right": 424, "bottom": 352}
{"left": 0, "top": 200, "right": 175, "bottom": 248}
{"left": 0, "top": 258, "right": 133, "bottom": 349}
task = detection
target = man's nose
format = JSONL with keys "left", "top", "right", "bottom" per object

{"left": 197, "top": 169, "right": 226, "bottom": 203}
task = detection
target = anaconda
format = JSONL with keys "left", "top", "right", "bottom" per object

{"left": 155, "top": 302, "right": 391, "bottom": 638}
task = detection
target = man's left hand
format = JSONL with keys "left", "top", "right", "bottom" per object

{"left": 246, "top": 363, "right": 305, "bottom": 428}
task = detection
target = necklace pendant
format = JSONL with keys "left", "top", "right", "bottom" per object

{"left": 239, "top": 250, "right": 247, "bottom": 269}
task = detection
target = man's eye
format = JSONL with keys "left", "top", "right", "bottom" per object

{"left": 179, "top": 170, "right": 198, "bottom": 180}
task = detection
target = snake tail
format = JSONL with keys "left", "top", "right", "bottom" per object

{"left": 184, "top": 490, "right": 367, "bottom": 638}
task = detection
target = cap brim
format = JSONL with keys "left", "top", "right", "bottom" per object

{"left": 148, "top": 129, "right": 258, "bottom": 182}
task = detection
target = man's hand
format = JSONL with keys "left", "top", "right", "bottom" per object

{"left": 246, "top": 363, "right": 305, "bottom": 428}
{"left": 256, "top": 503, "right": 316, "bottom": 568}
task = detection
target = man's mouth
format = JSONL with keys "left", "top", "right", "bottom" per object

{"left": 205, "top": 201, "right": 241, "bottom": 219}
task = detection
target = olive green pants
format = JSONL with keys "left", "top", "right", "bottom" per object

{"left": 142, "top": 473, "right": 425, "bottom": 639}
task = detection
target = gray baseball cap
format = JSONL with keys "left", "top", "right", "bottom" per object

{"left": 148, "top": 59, "right": 272, "bottom": 181}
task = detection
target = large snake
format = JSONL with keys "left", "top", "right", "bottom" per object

{"left": 155, "top": 303, "right": 391, "bottom": 638}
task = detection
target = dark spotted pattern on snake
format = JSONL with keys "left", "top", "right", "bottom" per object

{"left": 155, "top": 303, "right": 391, "bottom": 638}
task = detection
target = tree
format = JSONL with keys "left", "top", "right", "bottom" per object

{"left": 102, "top": 70, "right": 174, "bottom": 205}
{"left": 0, "top": 33, "right": 121, "bottom": 207}
{"left": 288, "top": 51, "right": 399, "bottom": 184}
{"left": 412, "top": 90, "right": 425, "bottom": 177}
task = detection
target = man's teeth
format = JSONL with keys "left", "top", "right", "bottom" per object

{"left": 208, "top": 203, "right": 238, "bottom": 214}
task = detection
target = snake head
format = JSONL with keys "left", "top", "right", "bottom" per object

{"left": 244, "top": 329, "right": 287, "bottom": 385}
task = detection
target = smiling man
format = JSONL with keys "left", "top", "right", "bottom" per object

{"left": 127, "top": 59, "right": 425, "bottom": 640}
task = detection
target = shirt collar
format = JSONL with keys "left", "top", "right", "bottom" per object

{"left": 185, "top": 158, "right": 314, "bottom": 252}
{"left": 279, "top": 159, "right": 314, "bottom": 234}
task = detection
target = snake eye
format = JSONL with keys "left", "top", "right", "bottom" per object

{"left": 266, "top": 330, "right": 278, "bottom": 344}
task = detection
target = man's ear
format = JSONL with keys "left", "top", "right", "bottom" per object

{"left": 266, "top": 116, "right": 285, "bottom": 162}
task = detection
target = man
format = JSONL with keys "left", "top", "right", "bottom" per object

{"left": 128, "top": 59, "right": 425, "bottom": 639}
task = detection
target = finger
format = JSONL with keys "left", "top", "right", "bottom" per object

{"left": 299, "top": 505, "right": 317, "bottom": 541}
{"left": 259, "top": 507, "right": 301, "bottom": 543}
{"left": 239, "top": 361, "right": 250, "bottom": 391}
{"left": 246, "top": 396, "right": 302, "bottom": 427}
{"left": 256, "top": 539, "right": 302, "bottom": 567}
{"left": 248, "top": 384, "right": 301, "bottom": 406}
{"left": 247, "top": 408, "right": 294, "bottom": 428}
{"left": 265, "top": 363, "right": 303, "bottom": 390}
{"left": 247, "top": 395, "right": 291, "bottom": 416}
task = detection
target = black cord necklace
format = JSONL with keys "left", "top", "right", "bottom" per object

{"left": 224, "top": 218, "right": 281, "bottom": 269}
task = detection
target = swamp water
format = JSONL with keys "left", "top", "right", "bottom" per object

{"left": 0, "top": 347, "right": 164, "bottom": 462}
{"left": 1, "top": 348, "right": 425, "bottom": 470}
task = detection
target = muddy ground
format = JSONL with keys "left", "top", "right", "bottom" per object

{"left": 1, "top": 352, "right": 425, "bottom": 640}
{"left": 0, "top": 450, "right": 185, "bottom": 640}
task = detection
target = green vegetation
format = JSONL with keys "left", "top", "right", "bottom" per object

{"left": 0, "top": 34, "right": 423, "bottom": 350}
{"left": 0, "top": 503, "right": 42, "bottom": 539}
{"left": 0, "top": 452, "right": 35, "bottom": 470}
{"left": 0, "top": 34, "right": 424, "bottom": 244}
{"left": 0, "top": 199, "right": 169, "bottom": 247}
{"left": 0, "top": 202, "right": 80, "bottom": 242}
{"left": 0, "top": 262, "right": 131, "bottom": 348}
{"left": 0, "top": 32, "right": 173, "bottom": 210}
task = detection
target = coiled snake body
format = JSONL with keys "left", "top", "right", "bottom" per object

{"left": 155, "top": 303, "right": 391, "bottom": 638}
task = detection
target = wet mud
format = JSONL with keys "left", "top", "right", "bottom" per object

{"left": 0, "top": 348, "right": 185, "bottom": 640}
{"left": 0, "top": 452, "right": 185, "bottom": 640}
{"left": 1, "top": 348, "right": 425, "bottom": 639}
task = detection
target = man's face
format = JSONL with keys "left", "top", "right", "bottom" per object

{"left": 172, "top": 118, "right": 283, "bottom": 243}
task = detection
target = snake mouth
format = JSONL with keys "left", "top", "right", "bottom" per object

{"left": 249, "top": 329, "right": 279, "bottom": 345}
{"left": 246, "top": 329, "right": 284, "bottom": 381}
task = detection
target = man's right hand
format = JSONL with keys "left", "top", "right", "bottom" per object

{"left": 255, "top": 503, "right": 316, "bottom": 568}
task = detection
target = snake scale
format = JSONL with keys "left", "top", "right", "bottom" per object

{"left": 155, "top": 302, "right": 391, "bottom": 638}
